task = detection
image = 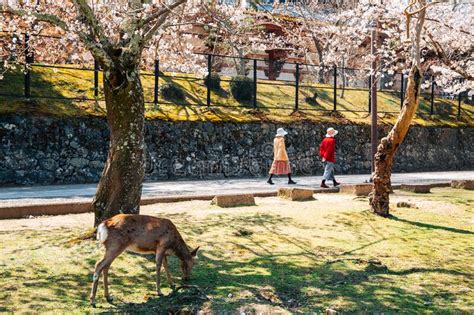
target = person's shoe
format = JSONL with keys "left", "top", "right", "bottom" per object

{"left": 333, "top": 181, "right": 341, "bottom": 187}
{"left": 288, "top": 180, "right": 297, "bottom": 185}
{"left": 320, "top": 183, "right": 329, "bottom": 188}
{"left": 267, "top": 179, "right": 274, "bottom": 185}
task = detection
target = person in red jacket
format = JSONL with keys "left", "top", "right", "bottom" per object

{"left": 319, "top": 127, "right": 340, "bottom": 188}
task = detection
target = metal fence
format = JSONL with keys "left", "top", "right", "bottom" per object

{"left": 0, "top": 31, "right": 471, "bottom": 119}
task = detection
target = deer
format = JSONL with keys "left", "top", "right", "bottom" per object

{"left": 89, "top": 214, "right": 199, "bottom": 307}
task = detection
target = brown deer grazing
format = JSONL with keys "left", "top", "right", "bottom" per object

{"left": 90, "top": 214, "right": 199, "bottom": 307}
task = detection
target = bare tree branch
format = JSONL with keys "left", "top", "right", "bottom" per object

{"left": 141, "top": 0, "right": 187, "bottom": 30}
{"left": 126, "top": 0, "right": 187, "bottom": 56}
{"left": 425, "top": 30, "right": 474, "bottom": 81}
{"left": 1, "top": 8, "right": 69, "bottom": 31}
{"left": 425, "top": 17, "right": 473, "bottom": 36}
{"left": 71, "top": 0, "right": 113, "bottom": 53}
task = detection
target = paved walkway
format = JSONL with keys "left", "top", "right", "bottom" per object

{"left": 0, "top": 171, "right": 472, "bottom": 204}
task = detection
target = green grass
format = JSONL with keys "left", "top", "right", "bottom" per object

{"left": 0, "top": 65, "right": 472, "bottom": 126}
{"left": 0, "top": 187, "right": 473, "bottom": 313}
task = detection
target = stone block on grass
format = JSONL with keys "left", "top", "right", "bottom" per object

{"left": 313, "top": 187, "right": 340, "bottom": 194}
{"left": 278, "top": 188, "right": 314, "bottom": 201}
{"left": 451, "top": 180, "right": 474, "bottom": 190}
{"left": 400, "top": 184, "right": 431, "bottom": 193}
{"left": 211, "top": 194, "right": 255, "bottom": 207}
{"left": 340, "top": 184, "right": 373, "bottom": 196}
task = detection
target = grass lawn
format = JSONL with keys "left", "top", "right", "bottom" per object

{"left": 1, "top": 65, "right": 473, "bottom": 127}
{"left": 0, "top": 187, "right": 473, "bottom": 313}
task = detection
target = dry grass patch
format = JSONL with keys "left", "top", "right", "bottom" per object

{"left": 0, "top": 188, "right": 473, "bottom": 313}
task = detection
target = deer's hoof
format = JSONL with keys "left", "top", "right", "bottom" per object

{"left": 90, "top": 302, "right": 96, "bottom": 308}
{"left": 157, "top": 291, "right": 164, "bottom": 297}
{"left": 106, "top": 296, "right": 114, "bottom": 303}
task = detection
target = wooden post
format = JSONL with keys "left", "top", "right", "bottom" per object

{"left": 94, "top": 59, "right": 99, "bottom": 98}
{"left": 253, "top": 59, "right": 257, "bottom": 108}
{"left": 295, "top": 63, "right": 300, "bottom": 111}
{"left": 370, "top": 28, "right": 378, "bottom": 175}
{"left": 457, "top": 93, "right": 462, "bottom": 119}
{"left": 154, "top": 59, "right": 159, "bottom": 106}
{"left": 368, "top": 75, "right": 372, "bottom": 113}
{"left": 206, "top": 54, "right": 211, "bottom": 107}
{"left": 333, "top": 65, "right": 337, "bottom": 112}
{"left": 24, "top": 33, "right": 31, "bottom": 99}
{"left": 400, "top": 73, "right": 405, "bottom": 109}
{"left": 430, "top": 75, "right": 435, "bottom": 115}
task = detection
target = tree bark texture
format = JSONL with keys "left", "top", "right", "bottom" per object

{"left": 369, "top": 65, "right": 422, "bottom": 216}
{"left": 91, "top": 66, "right": 145, "bottom": 226}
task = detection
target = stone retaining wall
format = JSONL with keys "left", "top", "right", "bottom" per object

{"left": 0, "top": 115, "right": 472, "bottom": 186}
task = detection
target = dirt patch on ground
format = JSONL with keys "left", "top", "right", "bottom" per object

{"left": 0, "top": 194, "right": 358, "bottom": 232}
{"left": 1, "top": 188, "right": 472, "bottom": 232}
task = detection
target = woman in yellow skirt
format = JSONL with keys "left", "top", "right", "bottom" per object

{"left": 267, "top": 128, "right": 297, "bottom": 185}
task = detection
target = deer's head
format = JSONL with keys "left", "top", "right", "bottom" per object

{"left": 181, "top": 246, "right": 199, "bottom": 280}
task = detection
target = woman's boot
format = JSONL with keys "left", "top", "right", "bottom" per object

{"left": 288, "top": 174, "right": 296, "bottom": 185}
{"left": 267, "top": 174, "right": 274, "bottom": 185}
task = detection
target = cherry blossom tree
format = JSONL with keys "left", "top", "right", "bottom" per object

{"left": 1, "top": 0, "right": 191, "bottom": 226}
{"left": 322, "top": 1, "right": 473, "bottom": 94}
{"left": 200, "top": 4, "right": 264, "bottom": 75}
{"left": 1, "top": 0, "right": 471, "bottom": 222}
{"left": 368, "top": 0, "right": 466, "bottom": 217}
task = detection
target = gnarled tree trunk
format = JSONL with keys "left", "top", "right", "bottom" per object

{"left": 91, "top": 65, "right": 145, "bottom": 226}
{"left": 369, "top": 65, "right": 421, "bottom": 216}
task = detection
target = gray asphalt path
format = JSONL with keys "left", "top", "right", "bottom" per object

{"left": 0, "top": 171, "right": 472, "bottom": 204}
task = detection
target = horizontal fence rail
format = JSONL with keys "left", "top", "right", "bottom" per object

{"left": 0, "top": 31, "right": 471, "bottom": 119}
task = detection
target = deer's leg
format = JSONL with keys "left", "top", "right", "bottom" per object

{"left": 90, "top": 245, "right": 125, "bottom": 307}
{"left": 163, "top": 256, "right": 175, "bottom": 289}
{"left": 103, "top": 264, "right": 113, "bottom": 303}
{"left": 155, "top": 248, "right": 166, "bottom": 296}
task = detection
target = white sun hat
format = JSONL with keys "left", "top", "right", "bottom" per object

{"left": 276, "top": 127, "right": 288, "bottom": 137}
{"left": 326, "top": 127, "right": 338, "bottom": 137}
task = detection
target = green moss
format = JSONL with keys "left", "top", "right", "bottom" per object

{"left": 1, "top": 65, "right": 472, "bottom": 127}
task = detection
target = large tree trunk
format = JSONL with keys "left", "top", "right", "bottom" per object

{"left": 91, "top": 65, "right": 145, "bottom": 226}
{"left": 369, "top": 65, "right": 422, "bottom": 216}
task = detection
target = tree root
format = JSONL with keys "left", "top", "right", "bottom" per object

{"left": 67, "top": 227, "right": 97, "bottom": 244}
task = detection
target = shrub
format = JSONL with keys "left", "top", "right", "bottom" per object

{"left": 305, "top": 96, "right": 317, "bottom": 106}
{"left": 204, "top": 73, "right": 221, "bottom": 91}
{"left": 160, "top": 82, "right": 185, "bottom": 101}
{"left": 230, "top": 76, "right": 253, "bottom": 102}
{"left": 305, "top": 91, "right": 318, "bottom": 106}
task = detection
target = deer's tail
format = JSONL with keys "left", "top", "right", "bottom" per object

{"left": 96, "top": 223, "right": 108, "bottom": 244}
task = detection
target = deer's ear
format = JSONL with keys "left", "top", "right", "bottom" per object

{"left": 191, "top": 246, "right": 200, "bottom": 258}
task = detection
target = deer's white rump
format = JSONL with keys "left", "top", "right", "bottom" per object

{"left": 96, "top": 223, "right": 108, "bottom": 244}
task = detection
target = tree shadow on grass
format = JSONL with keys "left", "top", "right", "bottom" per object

{"left": 388, "top": 215, "right": 474, "bottom": 235}
{"left": 2, "top": 213, "right": 471, "bottom": 313}
{"left": 109, "top": 249, "right": 468, "bottom": 314}
{"left": 109, "top": 212, "right": 469, "bottom": 313}
{"left": 0, "top": 68, "right": 101, "bottom": 117}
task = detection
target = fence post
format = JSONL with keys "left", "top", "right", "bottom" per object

{"left": 94, "top": 59, "right": 99, "bottom": 98}
{"left": 368, "top": 75, "right": 372, "bottom": 113}
{"left": 154, "top": 59, "right": 159, "bottom": 106}
{"left": 24, "top": 33, "right": 31, "bottom": 99}
{"left": 333, "top": 65, "right": 337, "bottom": 112}
{"left": 430, "top": 76, "right": 435, "bottom": 115}
{"left": 400, "top": 73, "right": 404, "bottom": 108}
{"left": 457, "top": 93, "right": 462, "bottom": 119}
{"left": 295, "top": 63, "right": 300, "bottom": 111}
{"left": 206, "top": 54, "right": 211, "bottom": 107}
{"left": 253, "top": 59, "right": 257, "bottom": 108}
